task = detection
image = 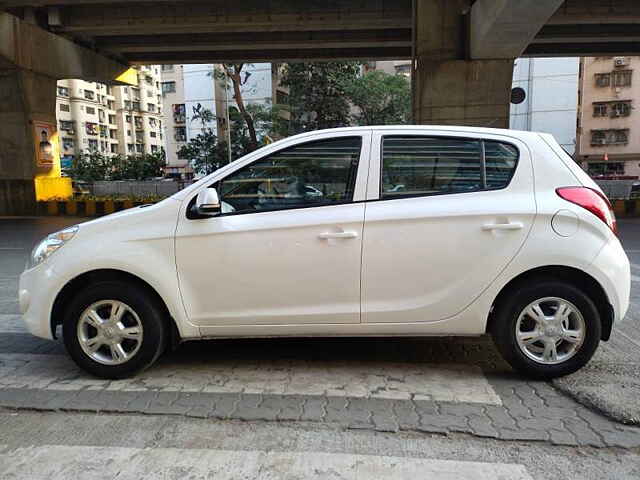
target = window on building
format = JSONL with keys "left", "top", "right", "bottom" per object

{"left": 60, "top": 120, "right": 75, "bottom": 132}
{"left": 107, "top": 100, "right": 115, "bottom": 109}
{"left": 161, "top": 64, "right": 174, "bottom": 72}
{"left": 127, "top": 144, "right": 134, "bottom": 153}
{"left": 131, "top": 88, "right": 141, "bottom": 100}
{"left": 84, "top": 90, "right": 95, "bottom": 100}
{"left": 110, "top": 144, "right": 118, "bottom": 154}
{"left": 108, "top": 114, "right": 116, "bottom": 124}
{"left": 134, "top": 117, "right": 144, "bottom": 129}
{"left": 151, "top": 145, "right": 159, "bottom": 153}
{"left": 106, "top": 85, "right": 113, "bottom": 95}
{"left": 59, "top": 103, "right": 70, "bottom": 112}
{"left": 174, "top": 126, "right": 187, "bottom": 142}
{"left": 109, "top": 129, "right": 117, "bottom": 139}
{"left": 218, "top": 137, "right": 362, "bottom": 214}
{"left": 127, "top": 129, "right": 132, "bottom": 137}
{"left": 593, "top": 103, "right": 608, "bottom": 117}
{"left": 132, "top": 101, "right": 141, "bottom": 111}
{"left": 587, "top": 162, "right": 624, "bottom": 176}
{"left": 62, "top": 138, "right": 74, "bottom": 150}
{"left": 136, "top": 144, "right": 144, "bottom": 153}
{"left": 149, "top": 118, "right": 157, "bottom": 128}
{"left": 147, "top": 103, "right": 156, "bottom": 112}
{"left": 85, "top": 122, "right": 98, "bottom": 135}
{"left": 612, "top": 101, "right": 632, "bottom": 117}
{"left": 173, "top": 104, "right": 186, "bottom": 123}
{"left": 150, "top": 131, "right": 157, "bottom": 138}
{"left": 161, "top": 81, "right": 176, "bottom": 94}
{"left": 98, "top": 110, "right": 106, "bottom": 122}
{"left": 126, "top": 115, "right": 132, "bottom": 122}
{"left": 125, "top": 100, "right": 132, "bottom": 109}
{"left": 614, "top": 129, "right": 629, "bottom": 143}
{"left": 591, "top": 129, "right": 630, "bottom": 145}
{"left": 88, "top": 139, "right": 98, "bottom": 150}
{"left": 613, "top": 70, "right": 632, "bottom": 87}
{"left": 595, "top": 73, "right": 611, "bottom": 87}
{"left": 57, "top": 86, "right": 69, "bottom": 97}
{"left": 380, "top": 136, "right": 519, "bottom": 198}
{"left": 85, "top": 107, "right": 96, "bottom": 115}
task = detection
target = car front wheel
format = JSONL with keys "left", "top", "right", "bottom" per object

{"left": 491, "top": 279, "right": 601, "bottom": 379}
{"left": 63, "top": 281, "right": 166, "bottom": 379}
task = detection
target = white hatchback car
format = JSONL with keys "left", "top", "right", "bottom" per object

{"left": 20, "top": 126, "right": 630, "bottom": 379}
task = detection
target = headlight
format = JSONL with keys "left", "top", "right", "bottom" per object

{"left": 28, "top": 225, "right": 79, "bottom": 269}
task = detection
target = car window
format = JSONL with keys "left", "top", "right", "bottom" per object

{"left": 218, "top": 137, "right": 362, "bottom": 214}
{"left": 381, "top": 136, "right": 518, "bottom": 199}
{"left": 381, "top": 136, "right": 483, "bottom": 198}
{"left": 484, "top": 141, "right": 519, "bottom": 188}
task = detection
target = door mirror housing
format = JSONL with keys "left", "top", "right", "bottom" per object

{"left": 195, "top": 188, "right": 221, "bottom": 216}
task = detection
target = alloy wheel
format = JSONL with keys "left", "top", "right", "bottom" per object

{"left": 77, "top": 300, "right": 144, "bottom": 366}
{"left": 515, "top": 297, "right": 586, "bottom": 365}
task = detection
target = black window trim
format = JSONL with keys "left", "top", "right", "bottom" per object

{"left": 378, "top": 134, "right": 520, "bottom": 202}
{"left": 187, "top": 135, "right": 364, "bottom": 219}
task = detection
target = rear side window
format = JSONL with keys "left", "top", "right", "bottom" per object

{"left": 381, "top": 136, "right": 518, "bottom": 199}
{"left": 484, "top": 141, "right": 519, "bottom": 188}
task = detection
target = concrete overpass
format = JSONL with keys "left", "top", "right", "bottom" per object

{"left": 1, "top": 0, "right": 640, "bottom": 214}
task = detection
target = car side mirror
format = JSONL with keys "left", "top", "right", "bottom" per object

{"left": 195, "top": 188, "right": 221, "bottom": 216}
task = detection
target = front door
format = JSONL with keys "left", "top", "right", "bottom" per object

{"left": 361, "top": 130, "right": 535, "bottom": 324}
{"left": 175, "top": 132, "right": 371, "bottom": 327}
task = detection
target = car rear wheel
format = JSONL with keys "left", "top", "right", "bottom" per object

{"left": 63, "top": 281, "right": 166, "bottom": 379}
{"left": 491, "top": 279, "right": 601, "bottom": 379}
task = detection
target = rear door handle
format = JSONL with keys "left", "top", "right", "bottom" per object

{"left": 318, "top": 231, "right": 359, "bottom": 240}
{"left": 482, "top": 222, "right": 524, "bottom": 231}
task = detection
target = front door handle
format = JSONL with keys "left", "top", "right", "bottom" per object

{"left": 482, "top": 222, "right": 524, "bottom": 231}
{"left": 318, "top": 231, "right": 359, "bottom": 240}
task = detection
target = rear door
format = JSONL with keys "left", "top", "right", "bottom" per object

{"left": 361, "top": 130, "right": 535, "bottom": 324}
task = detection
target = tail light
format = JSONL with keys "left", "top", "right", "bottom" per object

{"left": 556, "top": 187, "right": 617, "bottom": 235}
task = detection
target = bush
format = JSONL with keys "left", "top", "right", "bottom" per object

{"left": 68, "top": 150, "right": 166, "bottom": 182}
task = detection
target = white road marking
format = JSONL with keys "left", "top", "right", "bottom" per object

{"left": 0, "top": 445, "right": 534, "bottom": 480}
{"left": 0, "top": 353, "right": 502, "bottom": 405}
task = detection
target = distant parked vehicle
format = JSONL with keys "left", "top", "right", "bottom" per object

{"left": 20, "top": 126, "right": 629, "bottom": 379}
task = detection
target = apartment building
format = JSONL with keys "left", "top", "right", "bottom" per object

{"left": 161, "top": 63, "right": 282, "bottom": 179}
{"left": 56, "top": 65, "right": 165, "bottom": 169}
{"left": 576, "top": 56, "right": 638, "bottom": 177}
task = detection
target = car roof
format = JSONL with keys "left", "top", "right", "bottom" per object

{"left": 289, "top": 125, "right": 541, "bottom": 141}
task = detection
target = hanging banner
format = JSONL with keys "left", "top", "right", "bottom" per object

{"left": 33, "top": 121, "right": 56, "bottom": 168}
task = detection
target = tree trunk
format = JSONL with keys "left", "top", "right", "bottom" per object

{"left": 227, "top": 63, "right": 259, "bottom": 151}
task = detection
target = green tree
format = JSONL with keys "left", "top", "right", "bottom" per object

{"left": 280, "top": 62, "right": 360, "bottom": 133}
{"left": 68, "top": 150, "right": 114, "bottom": 182}
{"left": 344, "top": 70, "right": 411, "bottom": 126}
{"left": 69, "top": 150, "right": 166, "bottom": 181}
{"left": 177, "top": 131, "right": 227, "bottom": 176}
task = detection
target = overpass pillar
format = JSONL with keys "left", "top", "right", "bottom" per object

{"left": 412, "top": 0, "right": 514, "bottom": 127}
{"left": 0, "top": 68, "right": 60, "bottom": 216}
{"left": 413, "top": 59, "right": 514, "bottom": 127}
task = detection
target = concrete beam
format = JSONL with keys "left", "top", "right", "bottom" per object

{"left": 470, "top": 0, "right": 564, "bottom": 59}
{"left": 0, "top": 12, "right": 131, "bottom": 82}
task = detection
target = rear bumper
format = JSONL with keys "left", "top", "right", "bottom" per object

{"left": 589, "top": 236, "right": 630, "bottom": 325}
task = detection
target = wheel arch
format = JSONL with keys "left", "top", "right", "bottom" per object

{"left": 50, "top": 268, "right": 181, "bottom": 346}
{"left": 487, "top": 265, "right": 614, "bottom": 341}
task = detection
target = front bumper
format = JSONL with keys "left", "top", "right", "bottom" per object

{"left": 19, "top": 264, "right": 61, "bottom": 340}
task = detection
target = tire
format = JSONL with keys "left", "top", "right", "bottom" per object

{"left": 63, "top": 280, "right": 167, "bottom": 379}
{"left": 491, "top": 278, "right": 601, "bottom": 379}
